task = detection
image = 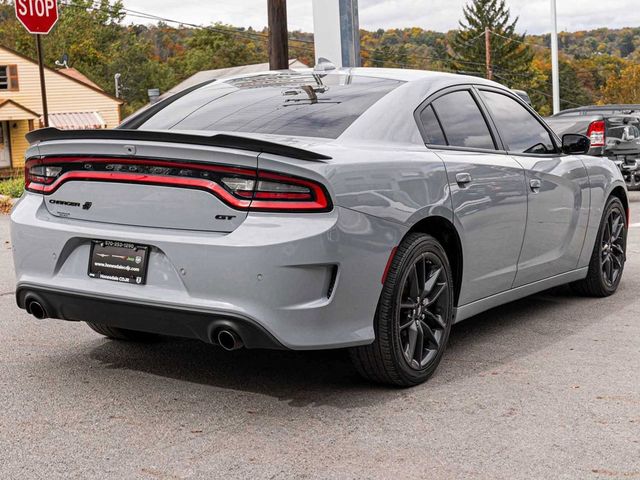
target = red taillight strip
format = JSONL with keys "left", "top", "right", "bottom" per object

{"left": 28, "top": 171, "right": 252, "bottom": 208}
{"left": 31, "top": 156, "right": 256, "bottom": 177}
{"left": 26, "top": 157, "right": 332, "bottom": 212}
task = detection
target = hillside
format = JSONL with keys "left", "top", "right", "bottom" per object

{"left": 1, "top": 0, "right": 639, "bottom": 115}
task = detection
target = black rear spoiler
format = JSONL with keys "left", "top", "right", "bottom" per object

{"left": 26, "top": 128, "right": 332, "bottom": 162}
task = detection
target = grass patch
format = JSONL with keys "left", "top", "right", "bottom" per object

{"left": 0, "top": 176, "right": 24, "bottom": 198}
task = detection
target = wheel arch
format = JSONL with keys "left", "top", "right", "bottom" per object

{"left": 406, "top": 215, "right": 463, "bottom": 307}
{"left": 609, "top": 185, "right": 629, "bottom": 222}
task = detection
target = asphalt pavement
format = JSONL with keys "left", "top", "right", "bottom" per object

{"left": 1, "top": 193, "right": 639, "bottom": 479}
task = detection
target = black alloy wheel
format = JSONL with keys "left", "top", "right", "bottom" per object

{"left": 397, "top": 253, "right": 449, "bottom": 370}
{"left": 600, "top": 206, "right": 626, "bottom": 288}
{"left": 350, "top": 233, "right": 454, "bottom": 387}
{"left": 572, "top": 196, "right": 627, "bottom": 297}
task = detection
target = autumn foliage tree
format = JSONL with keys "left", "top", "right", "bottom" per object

{"left": 2, "top": 0, "right": 640, "bottom": 116}
{"left": 602, "top": 64, "right": 640, "bottom": 104}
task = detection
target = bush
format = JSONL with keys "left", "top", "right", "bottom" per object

{"left": 0, "top": 176, "right": 24, "bottom": 198}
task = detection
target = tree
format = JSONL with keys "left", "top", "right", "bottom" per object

{"left": 602, "top": 64, "right": 640, "bottom": 104}
{"left": 172, "top": 25, "right": 264, "bottom": 78}
{"left": 450, "top": 0, "right": 533, "bottom": 79}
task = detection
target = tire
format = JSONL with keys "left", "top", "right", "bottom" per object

{"left": 571, "top": 196, "right": 627, "bottom": 297}
{"left": 350, "top": 233, "right": 454, "bottom": 387}
{"left": 86, "top": 322, "right": 160, "bottom": 342}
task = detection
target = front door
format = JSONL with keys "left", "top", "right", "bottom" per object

{"left": 476, "top": 88, "right": 591, "bottom": 287}
{"left": 0, "top": 122, "right": 10, "bottom": 168}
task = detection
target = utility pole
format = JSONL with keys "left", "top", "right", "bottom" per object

{"left": 35, "top": 35, "right": 49, "bottom": 127}
{"left": 484, "top": 27, "right": 492, "bottom": 80}
{"left": 550, "top": 0, "right": 561, "bottom": 114}
{"left": 267, "top": 0, "right": 289, "bottom": 70}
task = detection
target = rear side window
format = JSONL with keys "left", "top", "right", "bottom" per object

{"left": 431, "top": 91, "right": 495, "bottom": 150}
{"left": 480, "top": 91, "right": 557, "bottom": 154}
{"left": 137, "top": 73, "right": 404, "bottom": 139}
{"left": 419, "top": 105, "right": 447, "bottom": 145}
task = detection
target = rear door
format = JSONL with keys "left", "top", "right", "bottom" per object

{"left": 33, "top": 139, "right": 258, "bottom": 233}
{"left": 477, "top": 88, "right": 590, "bottom": 287}
{"left": 417, "top": 88, "right": 528, "bottom": 305}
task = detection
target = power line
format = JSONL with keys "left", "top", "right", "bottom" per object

{"left": 491, "top": 72, "right": 583, "bottom": 108}
{"left": 58, "top": 0, "right": 591, "bottom": 109}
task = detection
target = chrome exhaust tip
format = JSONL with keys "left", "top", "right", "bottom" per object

{"left": 217, "top": 329, "right": 244, "bottom": 351}
{"left": 26, "top": 299, "right": 48, "bottom": 320}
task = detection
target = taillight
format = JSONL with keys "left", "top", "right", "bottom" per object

{"left": 25, "top": 157, "right": 331, "bottom": 213}
{"left": 587, "top": 120, "right": 605, "bottom": 147}
{"left": 25, "top": 161, "right": 63, "bottom": 189}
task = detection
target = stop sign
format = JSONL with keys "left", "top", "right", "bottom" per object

{"left": 15, "top": 0, "right": 58, "bottom": 34}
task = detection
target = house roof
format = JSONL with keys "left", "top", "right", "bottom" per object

{"left": 161, "top": 59, "right": 308, "bottom": 99}
{"left": 58, "top": 68, "right": 103, "bottom": 90}
{"left": 0, "top": 44, "right": 123, "bottom": 104}
{"left": 46, "top": 111, "right": 107, "bottom": 130}
{"left": 0, "top": 99, "right": 40, "bottom": 120}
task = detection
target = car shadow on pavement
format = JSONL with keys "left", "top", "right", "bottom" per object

{"left": 85, "top": 284, "right": 630, "bottom": 407}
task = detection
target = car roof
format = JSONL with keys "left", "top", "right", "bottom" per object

{"left": 204, "top": 67, "right": 515, "bottom": 146}
{"left": 127, "top": 67, "right": 514, "bottom": 147}
{"left": 210, "top": 66, "right": 498, "bottom": 88}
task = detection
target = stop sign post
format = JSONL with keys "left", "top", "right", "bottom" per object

{"left": 14, "top": 0, "right": 59, "bottom": 127}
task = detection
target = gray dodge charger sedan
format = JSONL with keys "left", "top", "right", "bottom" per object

{"left": 11, "top": 68, "right": 629, "bottom": 386}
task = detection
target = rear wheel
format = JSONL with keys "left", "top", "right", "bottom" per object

{"left": 86, "top": 322, "right": 160, "bottom": 342}
{"left": 571, "top": 196, "right": 627, "bottom": 297}
{"left": 350, "top": 233, "right": 454, "bottom": 387}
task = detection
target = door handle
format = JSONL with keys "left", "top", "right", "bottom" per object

{"left": 456, "top": 172, "right": 472, "bottom": 186}
{"left": 529, "top": 178, "right": 541, "bottom": 192}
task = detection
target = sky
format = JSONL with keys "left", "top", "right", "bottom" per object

{"left": 124, "top": 0, "right": 640, "bottom": 34}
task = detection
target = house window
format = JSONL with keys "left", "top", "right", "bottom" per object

{"left": 0, "top": 65, "right": 19, "bottom": 91}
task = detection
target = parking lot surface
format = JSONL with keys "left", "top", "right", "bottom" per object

{"left": 1, "top": 193, "right": 639, "bottom": 479}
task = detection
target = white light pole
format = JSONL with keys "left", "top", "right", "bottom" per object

{"left": 312, "top": 0, "right": 360, "bottom": 68}
{"left": 550, "top": 0, "right": 560, "bottom": 114}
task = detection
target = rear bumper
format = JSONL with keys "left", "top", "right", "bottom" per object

{"left": 16, "top": 285, "right": 284, "bottom": 349}
{"left": 11, "top": 193, "right": 407, "bottom": 350}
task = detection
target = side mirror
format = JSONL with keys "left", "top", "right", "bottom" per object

{"left": 562, "top": 134, "right": 590, "bottom": 155}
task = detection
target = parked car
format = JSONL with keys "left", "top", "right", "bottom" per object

{"left": 546, "top": 105, "right": 640, "bottom": 190}
{"left": 11, "top": 69, "right": 629, "bottom": 386}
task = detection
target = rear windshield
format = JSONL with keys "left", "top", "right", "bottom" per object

{"left": 137, "top": 73, "right": 404, "bottom": 139}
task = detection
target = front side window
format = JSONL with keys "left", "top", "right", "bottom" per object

{"left": 480, "top": 90, "right": 557, "bottom": 154}
{"left": 431, "top": 90, "right": 495, "bottom": 150}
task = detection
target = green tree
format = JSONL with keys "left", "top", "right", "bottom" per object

{"left": 450, "top": 0, "right": 533, "bottom": 79}
{"left": 173, "top": 25, "right": 264, "bottom": 78}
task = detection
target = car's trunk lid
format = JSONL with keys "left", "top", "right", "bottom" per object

{"left": 26, "top": 129, "right": 332, "bottom": 233}
{"left": 29, "top": 135, "right": 261, "bottom": 233}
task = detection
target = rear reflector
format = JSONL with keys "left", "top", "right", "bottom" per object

{"left": 381, "top": 246, "right": 398, "bottom": 284}
{"left": 587, "top": 120, "right": 606, "bottom": 147}
{"left": 25, "top": 157, "right": 332, "bottom": 213}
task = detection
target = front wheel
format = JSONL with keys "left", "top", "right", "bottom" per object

{"left": 571, "top": 196, "right": 627, "bottom": 297}
{"left": 350, "top": 233, "right": 454, "bottom": 387}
